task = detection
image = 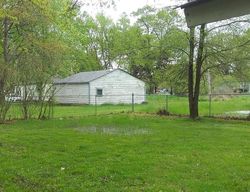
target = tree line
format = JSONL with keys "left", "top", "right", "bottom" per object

{"left": 0, "top": 0, "right": 250, "bottom": 121}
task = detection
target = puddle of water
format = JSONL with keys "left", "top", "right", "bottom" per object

{"left": 74, "top": 127, "right": 151, "bottom": 136}
{"left": 225, "top": 111, "right": 250, "bottom": 116}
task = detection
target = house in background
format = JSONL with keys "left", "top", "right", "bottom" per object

{"left": 5, "top": 83, "right": 54, "bottom": 102}
{"left": 234, "top": 82, "right": 250, "bottom": 93}
{"left": 54, "top": 69, "right": 146, "bottom": 104}
{"left": 213, "top": 81, "right": 250, "bottom": 94}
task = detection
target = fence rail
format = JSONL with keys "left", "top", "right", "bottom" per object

{"left": 5, "top": 93, "right": 250, "bottom": 120}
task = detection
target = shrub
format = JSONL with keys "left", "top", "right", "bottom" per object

{"left": 157, "top": 109, "right": 170, "bottom": 116}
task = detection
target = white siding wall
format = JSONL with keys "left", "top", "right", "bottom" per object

{"left": 54, "top": 84, "right": 89, "bottom": 104}
{"left": 89, "top": 70, "right": 145, "bottom": 104}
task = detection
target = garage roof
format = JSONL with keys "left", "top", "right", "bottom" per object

{"left": 54, "top": 70, "right": 112, "bottom": 84}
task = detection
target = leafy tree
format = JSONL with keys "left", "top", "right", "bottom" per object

{"left": 187, "top": 18, "right": 250, "bottom": 119}
{"left": 0, "top": 0, "right": 78, "bottom": 121}
{"left": 127, "top": 6, "right": 187, "bottom": 93}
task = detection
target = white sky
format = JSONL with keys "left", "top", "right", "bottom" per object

{"left": 81, "top": 0, "right": 184, "bottom": 21}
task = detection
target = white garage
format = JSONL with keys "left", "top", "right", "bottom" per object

{"left": 54, "top": 69, "right": 146, "bottom": 105}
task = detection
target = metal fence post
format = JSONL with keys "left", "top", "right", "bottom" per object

{"left": 165, "top": 94, "right": 169, "bottom": 112}
{"left": 209, "top": 94, "right": 212, "bottom": 117}
{"left": 51, "top": 100, "right": 54, "bottom": 119}
{"left": 132, "top": 93, "right": 134, "bottom": 112}
{"left": 95, "top": 95, "right": 97, "bottom": 115}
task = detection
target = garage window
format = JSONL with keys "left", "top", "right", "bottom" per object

{"left": 96, "top": 89, "right": 103, "bottom": 97}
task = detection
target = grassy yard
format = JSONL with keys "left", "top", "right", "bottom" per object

{"left": 6, "top": 95, "right": 250, "bottom": 120}
{"left": 0, "top": 114, "right": 250, "bottom": 191}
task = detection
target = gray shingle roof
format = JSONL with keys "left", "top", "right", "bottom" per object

{"left": 54, "top": 70, "right": 112, "bottom": 84}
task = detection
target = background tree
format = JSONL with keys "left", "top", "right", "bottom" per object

{"left": 125, "top": 6, "right": 187, "bottom": 93}
{"left": 0, "top": 0, "right": 79, "bottom": 121}
{"left": 187, "top": 18, "right": 250, "bottom": 119}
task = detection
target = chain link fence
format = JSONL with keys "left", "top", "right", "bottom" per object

{"left": 4, "top": 93, "right": 250, "bottom": 120}
{"left": 208, "top": 93, "right": 250, "bottom": 119}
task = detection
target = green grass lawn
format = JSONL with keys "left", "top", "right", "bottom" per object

{"left": 0, "top": 114, "right": 250, "bottom": 191}
{"left": 6, "top": 95, "right": 250, "bottom": 120}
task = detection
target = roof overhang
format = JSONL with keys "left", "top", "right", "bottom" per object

{"left": 181, "top": 0, "right": 250, "bottom": 27}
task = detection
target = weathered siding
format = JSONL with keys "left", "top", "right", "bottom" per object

{"left": 54, "top": 84, "right": 89, "bottom": 104}
{"left": 89, "top": 70, "right": 145, "bottom": 104}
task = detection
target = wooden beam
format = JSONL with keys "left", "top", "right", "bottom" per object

{"left": 181, "top": 0, "right": 250, "bottom": 27}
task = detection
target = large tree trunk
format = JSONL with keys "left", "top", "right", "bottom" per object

{"left": 0, "top": 17, "right": 11, "bottom": 123}
{"left": 188, "top": 24, "right": 206, "bottom": 119}
{"left": 0, "top": 17, "right": 9, "bottom": 97}
{"left": 188, "top": 27, "right": 196, "bottom": 119}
